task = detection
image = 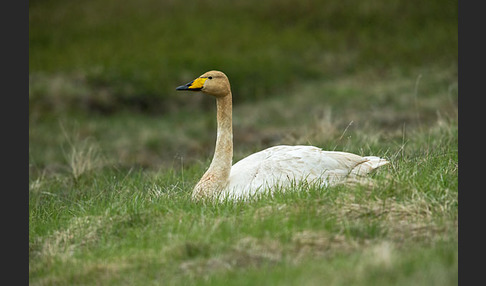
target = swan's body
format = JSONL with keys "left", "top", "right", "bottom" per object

{"left": 176, "top": 71, "right": 388, "bottom": 201}
{"left": 224, "top": 145, "right": 387, "bottom": 200}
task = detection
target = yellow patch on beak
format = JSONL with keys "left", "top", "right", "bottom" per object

{"left": 188, "top": 77, "right": 207, "bottom": 90}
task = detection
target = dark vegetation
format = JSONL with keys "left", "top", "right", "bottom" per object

{"left": 29, "top": 0, "right": 457, "bottom": 115}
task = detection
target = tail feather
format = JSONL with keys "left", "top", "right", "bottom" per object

{"left": 350, "top": 156, "right": 389, "bottom": 176}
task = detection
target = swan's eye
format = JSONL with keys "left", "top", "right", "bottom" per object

{"left": 208, "top": 76, "right": 213, "bottom": 79}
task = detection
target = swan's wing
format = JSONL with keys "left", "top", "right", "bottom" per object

{"left": 224, "top": 145, "right": 386, "bottom": 199}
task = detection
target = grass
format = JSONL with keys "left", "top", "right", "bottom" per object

{"left": 29, "top": 152, "right": 457, "bottom": 285}
{"left": 30, "top": 0, "right": 457, "bottom": 284}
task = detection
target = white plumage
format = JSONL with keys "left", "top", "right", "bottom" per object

{"left": 176, "top": 71, "right": 389, "bottom": 201}
{"left": 222, "top": 145, "right": 388, "bottom": 200}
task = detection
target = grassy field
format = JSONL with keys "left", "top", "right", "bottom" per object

{"left": 29, "top": 0, "right": 457, "bottom": 285}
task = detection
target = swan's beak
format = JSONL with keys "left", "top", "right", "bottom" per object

{"left": 176, "top": 77, "right": 207, "bottom": 91}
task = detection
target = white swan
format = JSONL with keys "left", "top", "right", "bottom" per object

{"left": 176, "top": 70, "right": 388, "bottom": 201}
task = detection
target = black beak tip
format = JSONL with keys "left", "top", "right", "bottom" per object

{"left": 176, "top": 85, "right": 189, "bottom": 91}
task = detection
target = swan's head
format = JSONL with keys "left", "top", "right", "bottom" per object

{"left": 176, "top": 70, "right": 231, "bottom": 98}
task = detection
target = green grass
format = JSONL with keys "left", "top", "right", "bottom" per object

{"left": 29, "top": 137, "right": 457, "bottom": 285}
{"left": 29, "top": 142, "right": 458, "bottom": 285}
{"left": 30, "top": 0, "right": 457, "bottom": 284}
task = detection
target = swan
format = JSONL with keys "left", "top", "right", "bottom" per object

{"left": 176, "top": 70, "right": 388, "bottom": 201}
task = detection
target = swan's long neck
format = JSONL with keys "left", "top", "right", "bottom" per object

{"left": 192, "top": 92, "right": 233, "bottom": 200}
{"left": 212, "top": 93, "right": 233, "bottom": 174}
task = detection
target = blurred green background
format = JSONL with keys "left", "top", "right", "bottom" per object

{"left": 29, "top": 0, "right": 458, "bottom": 175}
{"left": 29, "top": 0, "right": 457, "bottom": 115}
